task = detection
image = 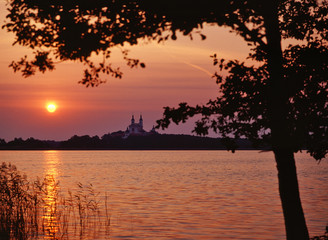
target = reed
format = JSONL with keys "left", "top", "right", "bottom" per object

{"left": 0, "top": 162, "right": 111, "bottom": 240}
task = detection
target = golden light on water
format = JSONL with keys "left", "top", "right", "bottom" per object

{"left": 43, "top": 150, "right": 60, "bottom": 239}
{"left": 44, "top": 150, "right": 59, "bottom": 177}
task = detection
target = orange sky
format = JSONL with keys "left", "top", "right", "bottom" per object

{"left": 0, "top": 2, "right": 251, "bottom": 141}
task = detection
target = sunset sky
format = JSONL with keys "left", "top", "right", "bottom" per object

{"left": 0, "top": 1, "right": 252, "bottom": 141}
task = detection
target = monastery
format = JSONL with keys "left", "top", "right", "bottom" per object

{"left": 123, "top": 115, "right": 157, "bottom": 138}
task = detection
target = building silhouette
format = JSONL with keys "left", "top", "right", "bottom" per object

{"left": 123, "top": 115, "right": 157, "bottom": 138}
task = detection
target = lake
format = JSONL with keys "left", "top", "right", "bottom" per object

{"left": 0, "top": 150, "right": 327, "bottom": 239}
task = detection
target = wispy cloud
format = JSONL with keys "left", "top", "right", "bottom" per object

{"left": 158, "top": 46, "right": 214, "bottom": 77}
{"left": 178, "top": 60, "right": 213, "bottom": 77}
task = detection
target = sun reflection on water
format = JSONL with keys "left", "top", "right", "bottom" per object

{"left": 43, "top": 150, "right": 60, "bottom": 239}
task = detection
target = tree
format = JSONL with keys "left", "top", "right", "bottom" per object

{"left": 61, "top": 135, "right": 101, "bottom": 148}
{"left": 3, "top": 0, "right": 327, "bottom": 239}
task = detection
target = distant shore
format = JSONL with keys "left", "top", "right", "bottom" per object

{"left": 0, "top": 148, "right": 268, "bottom": 151}
{"left": 0, "top": 133, "right": 270, "bottom": 151}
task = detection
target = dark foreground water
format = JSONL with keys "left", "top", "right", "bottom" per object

{"left": 0, "top": 150, "right": 327, "bottom": 239}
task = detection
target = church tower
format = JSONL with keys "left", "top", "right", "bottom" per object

{"left": 123, "top": 115, "right": 156, "bottom": 138}
{"left": 139, "top": 115, "right": 143, "bottom": 128}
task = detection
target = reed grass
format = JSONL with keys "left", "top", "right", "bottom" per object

{"left": 0, "top": 162, "right": 111, "bottom": 240}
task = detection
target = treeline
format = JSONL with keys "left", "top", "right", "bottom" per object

{"left": 0, "top": 133, "right": 264, "bottom": 150}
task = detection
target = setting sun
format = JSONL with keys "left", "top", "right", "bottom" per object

{"left": 47, "top": 104, "right": 57, "bottom": 113}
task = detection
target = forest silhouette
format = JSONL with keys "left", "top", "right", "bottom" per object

{"left": 0, "top": 134, "right": 258, "bottom": 150}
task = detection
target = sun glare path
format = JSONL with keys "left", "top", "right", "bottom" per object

{"left": 43, "top": 151, "right": 60, "bottom": 238}
{"left": 47, "top": 104, "right": 57, "bottom": 113}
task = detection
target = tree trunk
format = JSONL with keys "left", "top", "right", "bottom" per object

{"left": 274, "top": 149, "right": 309, "bottom": 240}
{"left": 262, "top": 1, "right": 310, "bottom": 239}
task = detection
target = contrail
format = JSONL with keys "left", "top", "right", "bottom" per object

{"left": 179, "top": 60, "right": 213, "bottom": 77}
{"left": 158, "top": 45, "right": 214, "bottom": 77}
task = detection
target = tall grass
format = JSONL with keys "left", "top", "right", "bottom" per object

{"left": 0, "top": 162, "right": 111, "bottom": 240}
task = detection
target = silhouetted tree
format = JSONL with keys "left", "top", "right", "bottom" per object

{"left": 0, "top": 139, "right": 6, "bottom": 147}
{"left": 7, "top": 138, "right": 25, "bottom": 147}
{"left": 3, "top": 1, "right": 328, "bottom": 239}
{"left": 61, "top": 135, "right": 101, "bottom": 148}
{"left": 5, "top": 137, "right": 49, "bottom": 149}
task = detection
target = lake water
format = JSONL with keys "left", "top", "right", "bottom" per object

{"left": 0, "top": 150, "right": 327, "bottom": 239}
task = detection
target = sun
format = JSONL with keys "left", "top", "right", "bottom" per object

{"left": 47, "top": 104, "right": 57, "bottom": 113}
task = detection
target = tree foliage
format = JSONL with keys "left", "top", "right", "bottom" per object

{"left": 157, "top": 37, "right": 328, "bottom": 159}
{"left": 155, "top": 1, "right": 328, "bottom": 160}
{"left": 2, "top": 0, "right": 327, "bottom": 158}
